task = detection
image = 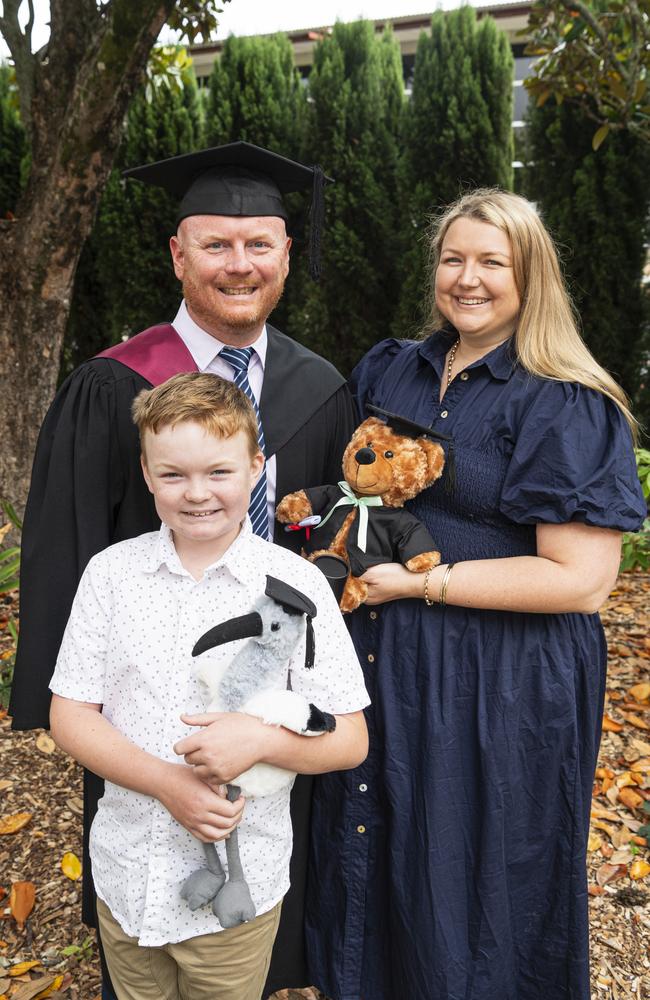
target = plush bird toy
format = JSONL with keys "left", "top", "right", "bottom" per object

{"left": 181, "top": 575, "right": 335, "bottom": 928}
{"left": 276, "top": 406, "right": 452, "bottom": 612}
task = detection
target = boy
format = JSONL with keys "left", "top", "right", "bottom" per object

{"left": 49, "top": 373, "right": 369, "bottom": 1000}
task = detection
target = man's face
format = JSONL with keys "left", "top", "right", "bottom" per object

{"left": 169, "top": 215, "right": 291, "bottom": 345}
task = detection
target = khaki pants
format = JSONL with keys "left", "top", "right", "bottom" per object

{"left": 96, "top": 897, "right": 282, "bottom": 1000}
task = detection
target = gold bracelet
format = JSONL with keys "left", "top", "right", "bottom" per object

{"left": 439, "top": 562, "right": 456, "bottom": 606}
{"left": 423, "top": 567, "right": 436, "bottom": 606}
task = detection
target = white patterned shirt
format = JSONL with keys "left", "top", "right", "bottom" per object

{"left": 50, "top": 519, "right": 369, "bottom": 946}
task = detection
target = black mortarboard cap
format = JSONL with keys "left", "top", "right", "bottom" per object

{"left": 123, "top": 141, "right": 332, "bottom": 280}
{"left": 367, "top": 404, "right": 456, "bottom": 492}
{"left": 265, "top": 575, "right": 317, "bottom": 670}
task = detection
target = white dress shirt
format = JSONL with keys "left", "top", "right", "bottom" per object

{"left": 50, "top": 519, "right": 369, "bottom": 946}
{"left": 172, "top": 301, "right": 277, "bottom": 533}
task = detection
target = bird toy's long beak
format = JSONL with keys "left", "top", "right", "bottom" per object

{"left": 192, "top": 612, "right": 263, "bottom": 657}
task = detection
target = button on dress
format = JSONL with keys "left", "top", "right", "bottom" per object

{"left": 306, "top": 332, "right": 646, "bottom": 1000}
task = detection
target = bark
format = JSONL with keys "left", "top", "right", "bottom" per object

{"left": 0, "top": 0, "right": 179, "bottom": 514}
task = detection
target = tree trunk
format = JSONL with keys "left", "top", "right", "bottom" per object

{"left": 0, "top": 0, "right": 179, "bottom": 515}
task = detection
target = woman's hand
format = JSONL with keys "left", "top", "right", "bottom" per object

{"left": 361, "top": 563, "right": 425, "bottom": 604}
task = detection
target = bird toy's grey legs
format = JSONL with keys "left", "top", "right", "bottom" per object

{"left": 180, "top": 841, "right": 226, "bottom": 911}
{"left": 211, "top": 785, "right": 256, "bottom": 928}
{"left": 202, "top": 841, "right": 226, "bottom": 878}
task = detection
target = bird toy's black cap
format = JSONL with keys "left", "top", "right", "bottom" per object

{"left": 265, "top": 575, "right": 317, "bottom": 670}
{"left": 123, "top": 141, "right": 332, "bottom": 281}
{"left": 367, "top": 404, "right": 456, "bottom": 493}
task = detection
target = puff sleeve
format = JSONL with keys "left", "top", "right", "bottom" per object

{"left": 499, "top": 380, "right": 646, "bottom": 531}
{"left": 349, "top": 338, "right": 407, "bottom": 414}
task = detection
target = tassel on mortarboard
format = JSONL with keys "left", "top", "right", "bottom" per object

{"left": 309, "top": 165, "right": 326, "bottom": 281}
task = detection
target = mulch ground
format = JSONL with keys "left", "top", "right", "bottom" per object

{"left": 1, "top": 574, "right": 649, "bottom": 1000}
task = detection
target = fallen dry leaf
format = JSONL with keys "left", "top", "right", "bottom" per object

{"left": 60, "top": 852, "right": 82, "bottom": 881}
{"left": 9, "top": 975, "right": 59, "bottom": 1000}
{"left": 616, "top": 770, "right": 644, "bottom": 788}
{"left": 588, "top": 884, "right": 605, "bottom": 896}
{"left": 596, "top": 863, "right": 628, "bottom": 886}
{"left": 602, "top": 714, "right": 624, "bottom": 733}
{"left": 620, "top": 712, "right": 650, "bottom": 731}
{"left": 618, "top": 787, "right": 644, "bottom": 811}
{"left": 628, "top": 682, "right": 650, "bottom": 703}
{"left": 631, "top": 736, "right": 650, "bottom": 755}
{"left": 0, "top": 812, "right": 32, "bottom": 835}
{"left": 8, "top": 961, "right": 41, "bottom": 977}
{"left": 600, "top": 842, "right": 614, "bottom": 858}
{"left": 591, "top": 803, "right": 622, "bottom": 822}
{"left": 587, "top": 833, "right": 602, "bottom": 852}
{"left": 9, "top": 882, "right": 36, "bottom": 930}
{"left": 612, "top": 603, "right": 636, "bottom": 615}
{"left": 35, "top": 734, "right": 56, "bottom": 755}
{"left": 629, "top": 859, "right": 650, "bottom": 881}
{"left": 0, "top": 524, "right": 11, "bottom": 545}
{"left": 0, "top": 781, "right": 13, "bottom": 793}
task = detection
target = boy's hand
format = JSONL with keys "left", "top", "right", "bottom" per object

{"left": 175, "top": 712, "right": 269, "bottom": 788}
{"left": 157, "top": 763, "right": 245, "bottom": 842}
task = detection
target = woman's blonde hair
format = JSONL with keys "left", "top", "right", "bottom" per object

{"left": 422, "top": 188, "right": 638, "bottom": 437}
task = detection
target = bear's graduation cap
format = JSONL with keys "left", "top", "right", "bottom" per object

{"left": 367, "top": 404, "right": 455, "bottom": 492}
{"left": 123, "top": 141, "right": 332, "bottom": 280}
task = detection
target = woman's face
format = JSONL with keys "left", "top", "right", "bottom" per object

{"left": 435, "top": 217, "right": 521, "bottom": 349}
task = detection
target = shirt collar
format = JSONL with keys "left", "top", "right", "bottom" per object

{"left": 172, "top": 300, "right": 268, "bottom": 372}
{"left": 143, "top": 519, "right": 262, "bottom": 589}
{"left": 417, "top": 328, "right": 517, "bottom": 382}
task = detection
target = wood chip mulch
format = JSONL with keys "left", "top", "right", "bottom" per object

{"left": 1, "top": 575, "right": 649, "bottom": 999}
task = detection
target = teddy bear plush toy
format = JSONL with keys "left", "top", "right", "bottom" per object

{"left": 276, "top": 405, "right": 452, "bottom": 613}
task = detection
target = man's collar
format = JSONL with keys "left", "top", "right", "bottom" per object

{"left": 172, "top": 300, "right": 268, "bottom": 371}
{"left": 417, "top": 328, "right": 517, "bottom": 382}
{"left": 142, "top": 519, "right": 261, "bottom": 588}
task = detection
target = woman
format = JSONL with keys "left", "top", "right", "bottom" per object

{"left": 305, "top": 190, "right": 646, "bottom": 1000}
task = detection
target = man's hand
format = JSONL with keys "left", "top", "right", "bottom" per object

{"left": 175, "top": 712, "right": 269, "bottom": 789}
{"left": 157, "top": 762, "right": 245, "bottom": 842}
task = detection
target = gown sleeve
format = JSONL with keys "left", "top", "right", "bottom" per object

{"left": 349, "top": 338, "right": 406, "bottom": 415}
{"left": 499, "top": 380, "right": 646, "bottom": 532}
{"left": 9, "top": 365, "right": 124, "bottom": 730}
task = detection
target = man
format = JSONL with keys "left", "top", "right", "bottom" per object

{"left": 9, "top": 142, "right": 356, "bottom": 998}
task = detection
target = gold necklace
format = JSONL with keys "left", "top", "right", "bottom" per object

{"left": 446, "top": 339, "right": 460, "bottom": 388}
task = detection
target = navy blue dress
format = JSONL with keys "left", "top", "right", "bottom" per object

{"left": 306, "top": 332, "right": 646, "bottom": 1000}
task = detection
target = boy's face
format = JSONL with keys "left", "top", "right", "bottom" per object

{"left": 141, "top": 422, "right": 264, "bottom": 562}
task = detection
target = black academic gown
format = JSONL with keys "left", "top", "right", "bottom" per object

{"left": 9, "top": 321, "right": 356, "bottom": 996}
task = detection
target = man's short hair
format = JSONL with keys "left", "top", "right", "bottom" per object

{"left": 132, "top": 373, "right": 260, "bottom": 458}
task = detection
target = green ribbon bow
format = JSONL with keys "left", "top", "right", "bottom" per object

{"left": 313, "top": 481, "right": 383, "bottom": 551}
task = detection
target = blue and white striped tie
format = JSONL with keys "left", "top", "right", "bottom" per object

{"left": 220, "top": 346, "right": 270, "bottom": 540}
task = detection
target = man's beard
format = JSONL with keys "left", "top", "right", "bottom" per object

{"left": 183, "top": 272, "right": 287, "bottom": 337}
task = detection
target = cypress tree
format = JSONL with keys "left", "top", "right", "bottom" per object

{"left": 394, "top": 8, "right": 514, "bottom": 336}
{"left": 0, "top": 65, "right": 27, "bottom": 218}
{"left": 524, "top": 98, "right": 650, "bottom": 418}
{"left": 288, "top": 21, "right": 405, "bottom": 374}
{"left": 64, "top": 68, "right": 203, "bottom": 374}
{"left": 204, "top": 33, "right": 305, "bottom": 156}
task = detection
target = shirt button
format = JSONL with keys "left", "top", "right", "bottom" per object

{"left": 357, "top": 825, "right": 366, "bottom": 834}
{"left": 367, "top": 654, "right": 375, "bottom": 663}
{"left": 369, "top": 611, "right": 378, "bottom": 620}
{"left": 440, "top": 410, "right": 449, "bottom": 418}
{"left": 359, "top": 783, "right": 368, "bottom": 792}
{"left": 460, "top": 372, "right": 469, "bottom": 381}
